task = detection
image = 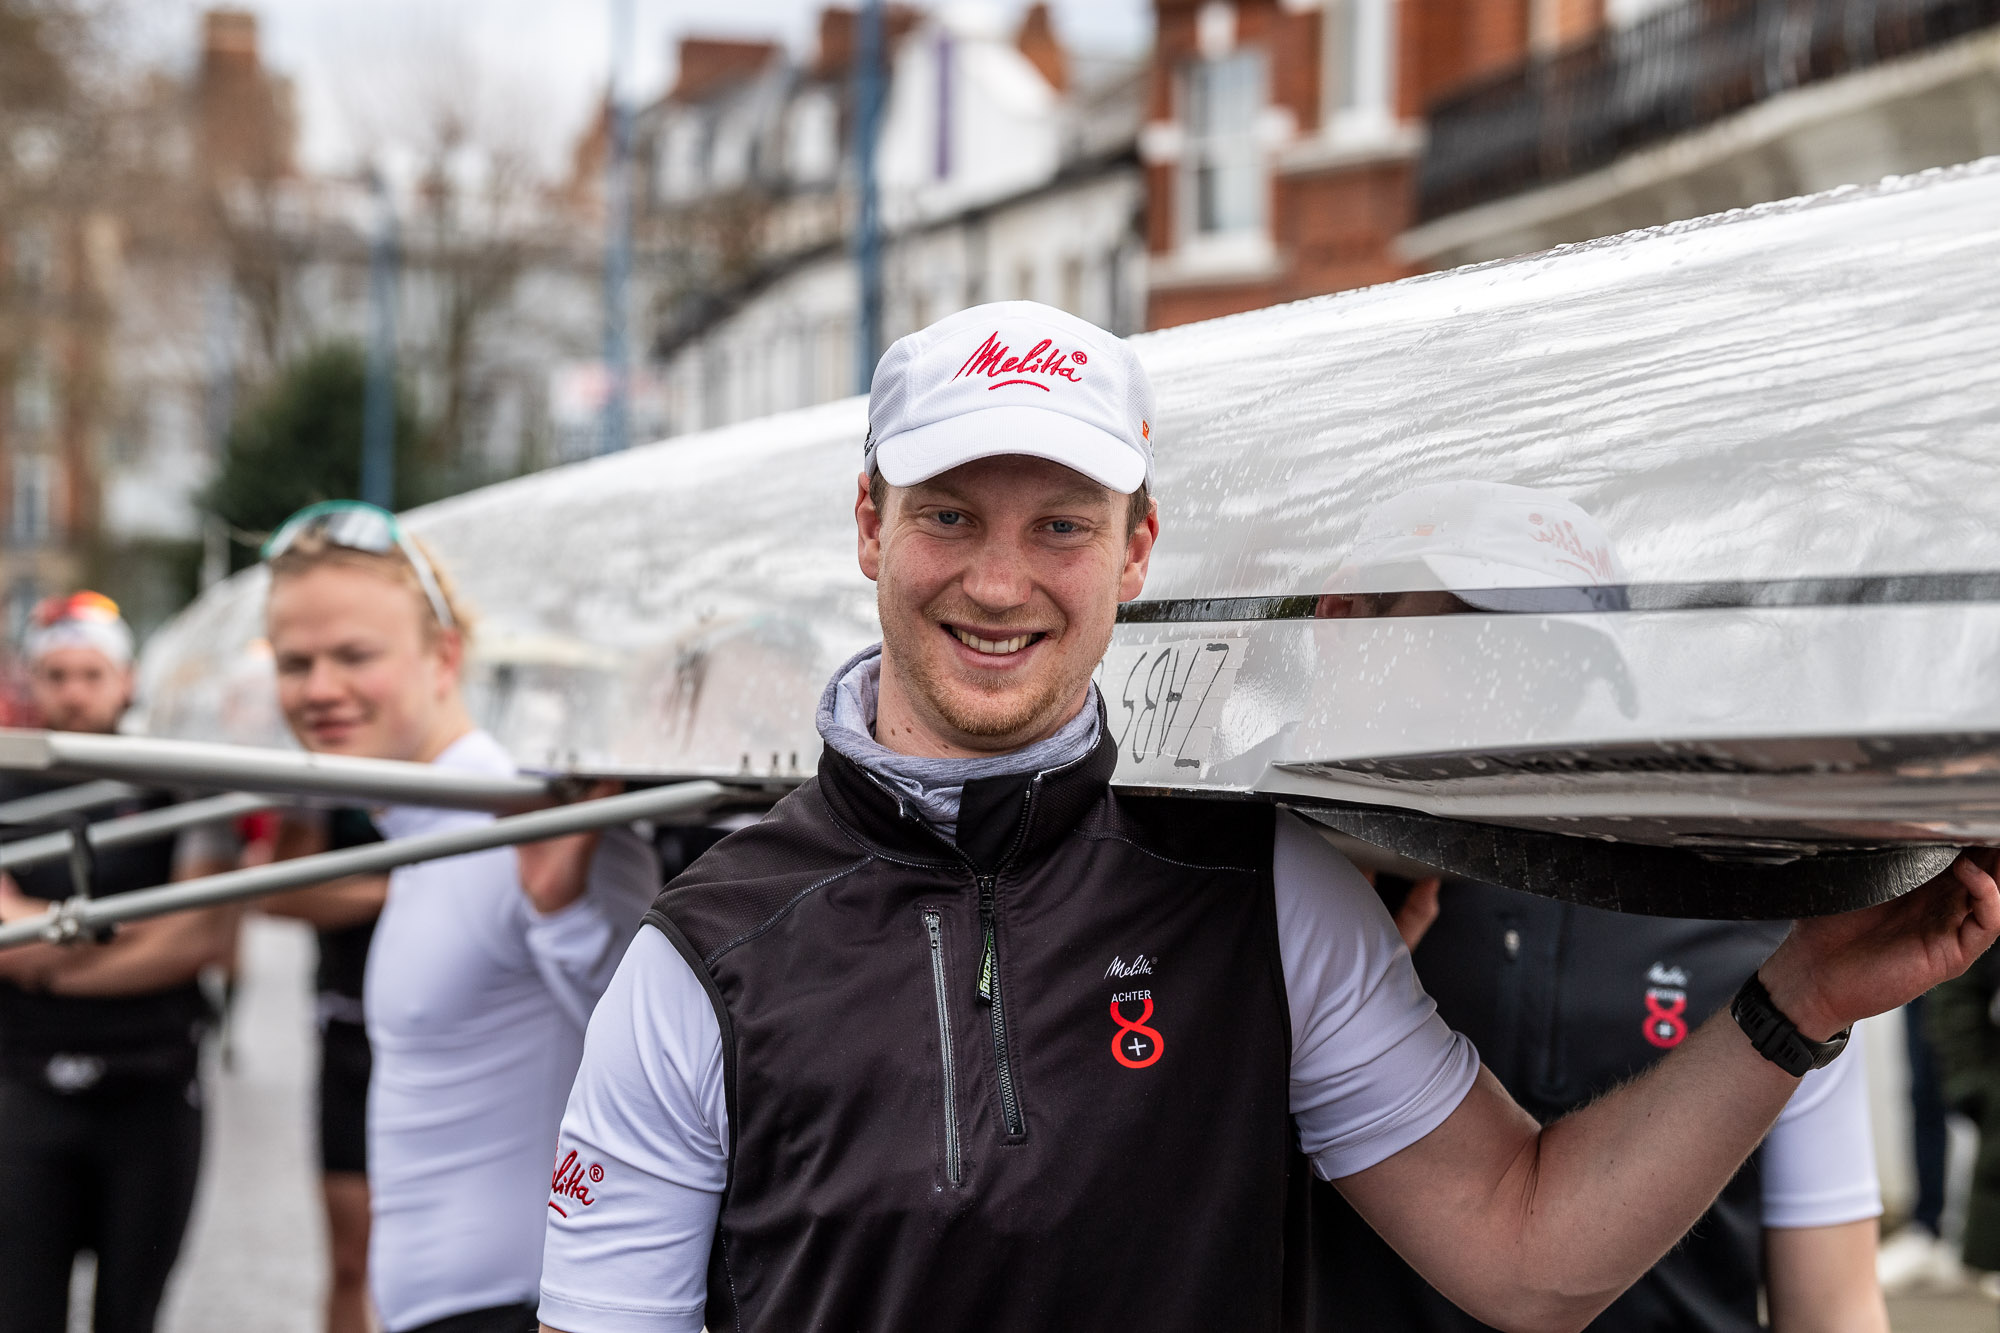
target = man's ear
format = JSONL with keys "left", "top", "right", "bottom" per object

{"left": 856, "top": 471, "right": 884, "bottom": 583}
{"left": 1118, "top": 496, "right": 1160, "bottom": 603}
{"left": 432, "top": 626, "right": 467, "bottom": 693}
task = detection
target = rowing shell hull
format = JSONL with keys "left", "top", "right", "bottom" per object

{"left": 137, "top": 157, "right": 2000, "bottom": 914}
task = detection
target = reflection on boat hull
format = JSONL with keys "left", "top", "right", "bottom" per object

{"left": 132, "top": 157, "right": 2000, "bottom": 916}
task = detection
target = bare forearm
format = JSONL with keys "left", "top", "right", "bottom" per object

{"left": 45, "top": 908, "right": 238, "bottom": 996}
{"left": 1346, "top": 1006, "right": 1801, "bottom": 1332}
{"left": 260, "top": 875, "right": 387, "bottom": 930}
{"left": 1500, "top": 1008, "right": 1799, "bottom": 1323}
{"left": 1766, "top": 1220, "right": 1889, "bottom": 1333}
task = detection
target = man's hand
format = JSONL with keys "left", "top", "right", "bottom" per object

{"left": 1761, "top": 850, "right": 2000, "bottom": 1041}
{"left": 516, "top": 781, "right": 622, "bottom": 916}
{"left": 0, "top": 876, "right": 62, "bottom": 986}
{"left": 1393, "top": 877, "right": 1442, "bottom": 951}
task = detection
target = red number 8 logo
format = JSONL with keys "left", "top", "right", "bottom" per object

{"left": 1642, "top": 988, "right": 1688, "bottom": 1049}
{"left": 1110, "top": 997, "right": 1165, "bottom": 1069}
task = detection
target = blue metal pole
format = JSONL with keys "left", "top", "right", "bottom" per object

{"left": 361, "top": 167, "right": 399, "bottom": 509}
{"left": 601, "top": 0, "right": 636, "bottom": 454}
{"left": 853, "top": 0, "right": 885, "bottom": 393}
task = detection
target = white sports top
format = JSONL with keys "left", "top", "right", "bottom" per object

{"left": 364, "top": 730, "right": 660, "bottom": 1333}
{"left": 537, "top": 812, "right": 1877, "bottom": 1333}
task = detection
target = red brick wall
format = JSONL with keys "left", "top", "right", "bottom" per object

{"left": 1548, "top": 0, "right": 1607, "bottom": 48}
{"left": 1016, "top": 3, "right": 1070, "bottom": 92}
{"left": 1145, "top": 0, "right": 1566, "bottom": 330}
{"left": 1149, "top": 279, "right": 1287, "bottom": 330}
{"left": 1398, "top": 0, "right": 1531, "bottom": 115}
{"left": 1281, "top": 159, "right": 1417, "bottom": 299}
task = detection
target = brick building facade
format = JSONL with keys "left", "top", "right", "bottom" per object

{"left": 1142, "top": 0, "right": 1607, "bottom": 329}
{"left": 1145, "top": 0, "right": 2000, "bottom": 328}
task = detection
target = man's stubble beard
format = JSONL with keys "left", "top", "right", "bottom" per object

{"left": 887, "top": 597, "right": 1106, "bottom": 747}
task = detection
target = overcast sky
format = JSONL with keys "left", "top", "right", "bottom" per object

{"left": 131, "top": 1, "right": 1154, "bottom": 175}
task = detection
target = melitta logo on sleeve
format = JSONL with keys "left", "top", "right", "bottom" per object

{"left": 548, "top": 1146, "right": 605, "bottom": 1217}
{"left": 954, "top": 332, "right": 1087, "bottom": 392}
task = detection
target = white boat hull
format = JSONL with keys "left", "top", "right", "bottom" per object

{"left": 136, "top": 157, "right": 2000, "bottom": 914}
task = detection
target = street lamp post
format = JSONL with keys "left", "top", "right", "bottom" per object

{"left": 853, "top": 0, "right": 886, "bottom": 394}
{"left": 601, "top": 0, "right": 636, "bottom": 455}
{"left": 361, "top": 166, "right": 400, "bottom": 510}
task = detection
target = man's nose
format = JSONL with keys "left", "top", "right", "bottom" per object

{"left": 303, "top": 659, "right": 345, "bottom": 699}
{"left": 959, "top": 534, "right": 1035, "bottom": 611}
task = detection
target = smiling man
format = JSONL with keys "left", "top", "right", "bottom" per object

{"left": 537, "top": 302, "right": 2000, "bottom": 1333}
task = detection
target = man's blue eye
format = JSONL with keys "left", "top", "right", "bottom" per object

{"left": 1050, "top": 520, "right": 1078, "bottom": 534}
{"left": 937, "top": 511, "right": 963, "bottom": 526}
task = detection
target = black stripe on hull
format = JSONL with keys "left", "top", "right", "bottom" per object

{"left": 1117, "top": 571, "right": 2000, "bottom": 624}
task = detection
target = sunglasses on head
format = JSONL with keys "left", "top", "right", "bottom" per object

{"left": 263, "top": 500, "right": 456, "bottom": 631}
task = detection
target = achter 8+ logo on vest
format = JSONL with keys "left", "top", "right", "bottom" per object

{"left": 1106, "top": 953, "right": 1165, "bottom": 1069}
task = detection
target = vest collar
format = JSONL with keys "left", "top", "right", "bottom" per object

{"left": 816, "top": 698, "right": 1118, "bottom": 875}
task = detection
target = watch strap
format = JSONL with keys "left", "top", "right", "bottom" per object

{"left": 1730, "top": 972, "right": 1850, "bottom": 1077}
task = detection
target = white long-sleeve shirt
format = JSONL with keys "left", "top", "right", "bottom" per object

{"left": 365, "top": 730, "right": 661, "bottom": 1333}
{"left": 538, "top": 812, "right": 1878, "bottom": 1333}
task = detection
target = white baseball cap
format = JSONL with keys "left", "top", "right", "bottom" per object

{"left": 1328, "top": 481, "right": 1629, "bottom": 612}
{"left": 865, "top": 301, "right": 1155, "bottom": 494}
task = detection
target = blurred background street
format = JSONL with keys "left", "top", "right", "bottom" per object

{"left": 9, "top": 0, "right": 2000, "bottom": 1329}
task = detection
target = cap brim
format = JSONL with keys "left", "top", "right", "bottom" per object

{"left": 874, "top": 404, "right": 1146, "bottom": 494}
{"left": 1420, "top": 554, "right": 1620, "bottom": 612}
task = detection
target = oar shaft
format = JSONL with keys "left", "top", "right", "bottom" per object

{"left": 0, "top": 781, "right": 725, "bottom": 949}
{"left": 0, "top": 729, "right": 551, "bottom": 811}
{"left": 0, "top": 792, "right": 277, "bottom": 874}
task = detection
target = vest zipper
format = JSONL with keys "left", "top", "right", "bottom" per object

{"left": 974, "top": 873, "right": 1025, "bottom": 1136}
{"left": 921, "top": 909, "right": 963, "bottom": 1187}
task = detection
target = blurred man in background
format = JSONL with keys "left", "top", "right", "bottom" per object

{"left": 1312, "top": 485, "right": 1888, "bottom": 1331}
{"left": 0, "top": 592, "right": 238, "bottom": 1333}
{"left": 1928, "top": 944, "right": 2000, "bottom": 1296}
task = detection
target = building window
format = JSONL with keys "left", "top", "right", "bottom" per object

{"left": 12, "top": 354, "right": 55, "bottom": 440}
{"left": 786, "top": 90, "right": 839, "bottom": 185}
{"left": 1606, "top": 0, "right": 1681, "bottom": 26}
{"left": 10, "top": 453, "right": 56, "bottom": 547}
{"left": 1322, "top": 0, "right": 1394, "bottom": 132}
{"left": 11, "top": 223, "right": 52, "bottom": 295}
{"left": 658, "top": 116, "right": 706, "bottom": 204}
{"left": 1181, "top": 49, "right": 1267, "bottom": 239}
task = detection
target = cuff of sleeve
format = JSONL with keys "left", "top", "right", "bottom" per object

{"left": 526, "top": 892, "right": 617, "bottom": 955}
{"left": 1310, "top": 1031, "right": 1480, "bottom": 1181}
{"left": 538, "top": 1290, "right": 706, "bottom": 1333}
{"left": 1762, "top": 1190, "right": 1884, "bottom": 1230}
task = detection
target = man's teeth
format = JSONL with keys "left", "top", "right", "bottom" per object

{"left": 950, "top": 627, "right": 1034, "bottom": 655}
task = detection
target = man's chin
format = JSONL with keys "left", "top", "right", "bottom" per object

{"left": 931, "top": 683, "right": 1080, "bottom": 749}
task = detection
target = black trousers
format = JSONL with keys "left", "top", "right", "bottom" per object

{"left": 0, "top": 1071, "right": 204, "bottom": 1333}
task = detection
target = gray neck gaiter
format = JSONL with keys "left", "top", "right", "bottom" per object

{"left": 814, "top": 644, "right": 1102, "bottom": 843}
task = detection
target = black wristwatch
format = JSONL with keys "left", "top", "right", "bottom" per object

{"left": 1730, "top": 972, "right": 1850, "bottom": 1078}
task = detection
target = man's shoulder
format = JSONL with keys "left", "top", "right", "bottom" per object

{"left": 650, "top": 777, "right": 875, "bottom": 968}
{"left": 1088, "top": 791, "right": 1273, "bottom": 874}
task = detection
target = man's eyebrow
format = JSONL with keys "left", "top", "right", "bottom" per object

{"left": 903, "top": 480, "right": 1115, "bottom": 513}
{"left": 1040, "top": 485, "right": 1113, "bottom": 511}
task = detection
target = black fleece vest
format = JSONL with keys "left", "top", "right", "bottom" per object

{"left": 1312, "top": 882, "right": 1787, "bottom": 1332}
{"left": 648, "top": 731, "right": 1296, "bottom": 1333}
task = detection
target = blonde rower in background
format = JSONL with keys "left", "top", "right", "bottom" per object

{"left": 262, "top": 502, "right": 659, "bottom": 1333}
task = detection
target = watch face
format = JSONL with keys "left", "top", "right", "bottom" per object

{"left": 1811, "top": 1029, "right": 1852, "bottom": 1070}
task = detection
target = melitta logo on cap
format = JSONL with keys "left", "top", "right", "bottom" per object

{"left": 954, "top": 331, "right": 1086, "bottom": 393}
